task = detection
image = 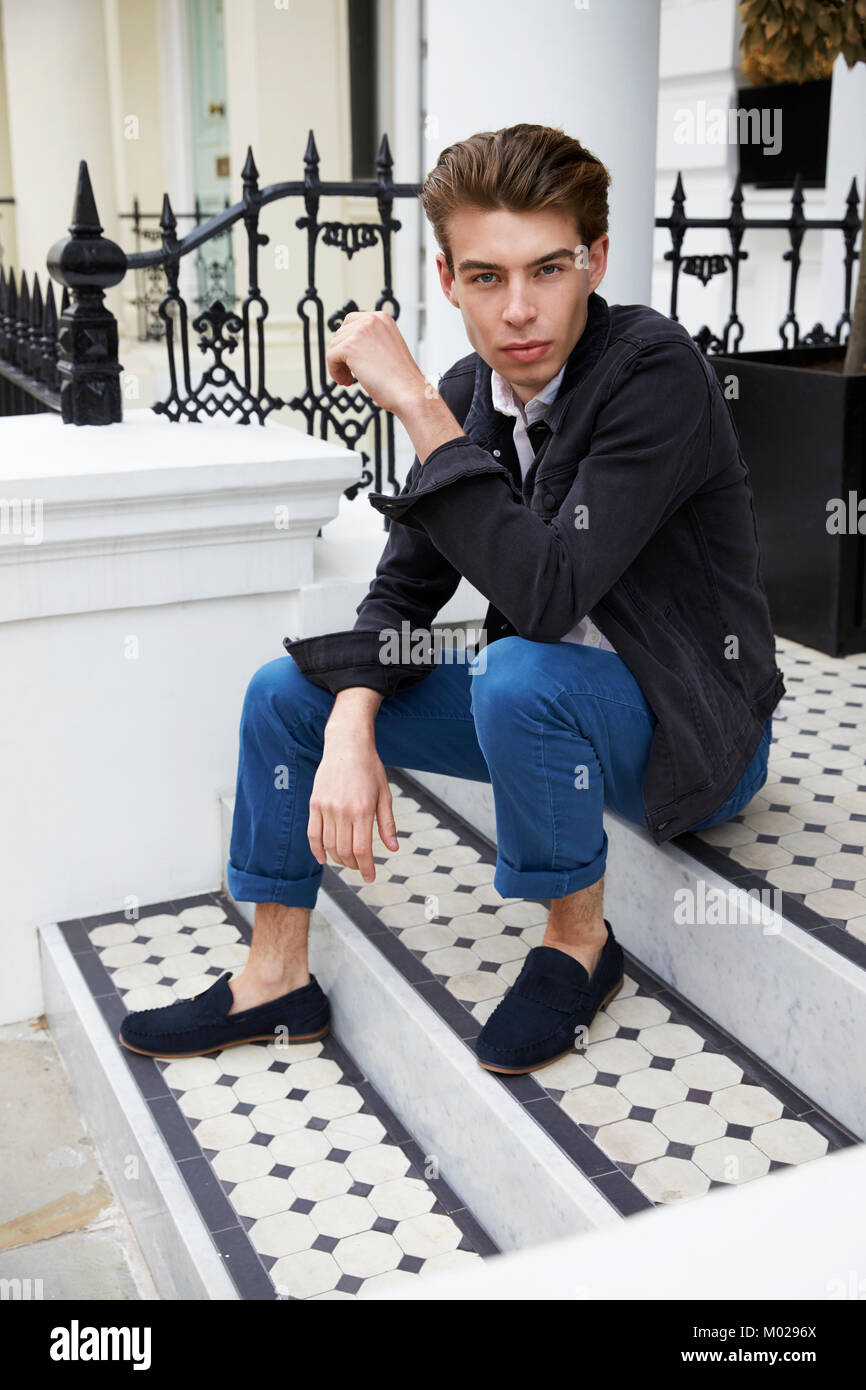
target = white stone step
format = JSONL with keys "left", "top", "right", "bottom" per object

{"left": 38, "top": 754, "right": 857, "bottom": 1302}
{"left": 220, "top": 797, "right": 622, "bottom": 1250}
{"left": 220, "top": 774, "right": 857, "bottom": 1253}
{"left": 401, "top": 765, "right": 866, "bottom": 1140}
{"left": 40, "top": 898, "right": 499, "bottom": 1300}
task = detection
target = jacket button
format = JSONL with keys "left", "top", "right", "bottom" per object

{"left": 543, "top": 493, "right": 556, "bottom": 509}
{"left": 499, "top": 622, "right": 509, "bottom": 631}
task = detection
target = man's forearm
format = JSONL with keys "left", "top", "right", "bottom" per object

{"left": 395, "top": 379, "right": 466, "bottom": 464}
{"left": 325, "top": 687, "right": 384, "bottom": 743}
{"left": 318, "top": 377, "right": 461, "bottom": 741}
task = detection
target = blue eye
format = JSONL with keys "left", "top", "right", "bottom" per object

{"left": 471, "top": 264, "right": 563, "bottom": 284}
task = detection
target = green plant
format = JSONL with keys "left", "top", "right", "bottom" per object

{"left": 738, "top": 0, "right": 866, "bottom": 372}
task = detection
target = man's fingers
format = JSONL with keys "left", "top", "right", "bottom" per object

{"left": 322, "top": 812, "right": 339, "bottom": 867}
{"left": 308, "top": 805, "right": 325, "bottom": 865}
{"left": 326, "top": 344, "right": 357, "bottom": 386}
{"left": 313, "top": 805, "right": 375, "bottom": 872}
{"left": 335, "top": 815, "right": 359, "bottom": 871}
{"left": 353, "top": 816, "right": 376, "bottom": 882}
{"left": 327, "top": 311, "right": 381, "bottom": 384}
{"left": 377, "top": 790, "right": 399, "bottom": 851}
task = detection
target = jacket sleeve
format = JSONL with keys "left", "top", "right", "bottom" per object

{"left": 283, "top": 449, "right": 468, "bottom": 698}
{"left": 363, "top": 338, "right": 713, "bottom": 642}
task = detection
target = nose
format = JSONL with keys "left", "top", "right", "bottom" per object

{"left": 502, "top": 277, "right": 538, "bottom": 326}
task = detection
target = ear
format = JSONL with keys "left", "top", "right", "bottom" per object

{"left": 435, "top": 250, "right": 459, "bottom": 306}
{"left": 588, "top": 235, "right": 610, "bottom": 293}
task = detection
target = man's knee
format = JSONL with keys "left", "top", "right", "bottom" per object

{"left": 242, "top": 653, "right": 322, "bottom": 724}
{"left": 470, "top": 634, "right": 593, "bottom": 704}
{"left": 468, "top": 633, "right": 524, "bottom": 683}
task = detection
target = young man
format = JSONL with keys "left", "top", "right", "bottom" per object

{"left": 120, "top": 124, "right": 785, "bottom": 1074}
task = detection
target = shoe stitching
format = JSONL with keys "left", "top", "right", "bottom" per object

{"left": 127, "top": 981, "right": 325, "bottom": 1018}
{"left": 124, "top": 1008, "right": 330, "bottom": 1039}
{"left": 125, "top": 1017, "right": 332, "bottom": 1039}
{"left": 478, "top": 975, "right": 624, "bottom": 1056}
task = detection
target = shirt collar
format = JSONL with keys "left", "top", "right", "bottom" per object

{"left": 490, "top": 358, "right": 567, "bottom": 424}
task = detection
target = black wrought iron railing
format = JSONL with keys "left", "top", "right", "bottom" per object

{"left": 119, "top": 194, "right": 238, "bottom": 342}
{"left": 0, "top": 194, "right": 65, "bottom": 415}
{"left": 2, "top": 139, "right": 862, "bottom": 516}
{"left": 0, "top": 263, "right": 67, "bottom": 415}
{"left": 27, "top": 130, "right": 421, "bottom": 519}
{"left": 654, "top": 171, "right": 861, "bottom": 354}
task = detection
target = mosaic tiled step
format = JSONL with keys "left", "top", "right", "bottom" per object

{"left": 318, "top": 774, "right": 858, "bottom": 1211}
{"left": 58, "top": 897, "right": 498, "bottom": 1300}
{"left": 679, "top": 635, "right": 866, "bottom": 967}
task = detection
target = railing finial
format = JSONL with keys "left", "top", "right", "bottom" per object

{"left": 160, "top": 192, "right": 178, "bottom": 239}
{"left": 304, "top": 129, "right": 319, "bottom": 172}
{"left": 46, "top": 159, "right": 126, "bottom": 424}
{"left": 241, "top": 146, "right": 259, "bottom": 186}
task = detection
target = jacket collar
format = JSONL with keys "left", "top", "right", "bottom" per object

{"left": 460, "top": 291, "right": 612, "bottom": 449}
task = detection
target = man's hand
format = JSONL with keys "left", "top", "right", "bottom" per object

{"left": 308, "top": 724, "right": 400, "bottom": 883}
{"left": 326, "top": 310, "right": 427, "bottom": 417}
{"left": 328, "top": 309, "right": 467, "bottom": 462}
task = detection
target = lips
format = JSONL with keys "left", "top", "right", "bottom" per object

{"left": 502, "top": 342, "right": 551, "bottom": 361}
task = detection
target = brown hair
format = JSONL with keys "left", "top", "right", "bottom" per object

{"left": 419, "top": 123, "right": 611, "bottom": 277}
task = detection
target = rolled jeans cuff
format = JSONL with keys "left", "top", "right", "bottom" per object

{"left": 226, "top": 859, "right": 323, "bottom": 909}
{"left": 492, "top": 837, "right": 608, "bottom": 902}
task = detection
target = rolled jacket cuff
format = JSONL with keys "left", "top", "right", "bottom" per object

{"left": 282, "top": 628, "right": 438, "bottom": 698}
{"left": 366, "top": 436, "right": 523, "bottom": 530}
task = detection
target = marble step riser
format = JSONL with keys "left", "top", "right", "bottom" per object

{"left": 360, "top": 1137, "right": 866, "bottom": 1301}
{"left": 225, "top": 877, "right": 620, "bottom": 1252}
{"left": 402, "top": 770, "right": 866, "bottom": 1139}
{"left": 39, "top": 922, "right": 239, "bottom": 1302}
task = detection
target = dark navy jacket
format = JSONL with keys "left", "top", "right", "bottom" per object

{"left": 283, "top": 291, "right": 786, "bottom": 844}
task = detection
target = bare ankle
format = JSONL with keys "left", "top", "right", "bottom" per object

{"left": 238, "top": 961, "right": 309, "bottom": 988}
{"left": 544, "top": 911, "right": 607, "bottom": 946}
{"left": 545, "top": 877, "right": 605, "bottom": 940}
{"left": 231, "top": 901, "right": 314, "bottom": 1004}
{"left": 227, "top": 970, "right": 310, "bottom": 1014}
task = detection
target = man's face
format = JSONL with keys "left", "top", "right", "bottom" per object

{"left": 435, "top": 206, "right": 608, "bottom": 406}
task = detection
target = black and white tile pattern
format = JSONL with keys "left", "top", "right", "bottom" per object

{"left": 325, "top": 775, "right": 856, "bottom": 1211}
{"left": 58, "top": 898, "right": 496, "bottom": 1300}
{"left": 680, "top": 636, "right": 866, "bottom": 964}
{"left": 59, "top": 645, "right": 864, "bottom": 1295}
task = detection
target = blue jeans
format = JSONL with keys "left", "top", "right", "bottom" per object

{"left": 226, "top": 636, "right": 772, "bottom": 909}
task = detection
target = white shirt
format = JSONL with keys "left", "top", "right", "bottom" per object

{"left": 490, "top": 364, "right": 617, "bottom": 654}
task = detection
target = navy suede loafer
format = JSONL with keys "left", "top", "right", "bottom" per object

{"left": 118, "top": 971, "right": 330, "bottom": 1059}
{"left": 475, "top": 920, "right": 624, "bottom": 1074}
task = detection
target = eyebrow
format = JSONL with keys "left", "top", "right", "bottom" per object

{"left": 456, "top": 247, "right": 576, "bottom": 275}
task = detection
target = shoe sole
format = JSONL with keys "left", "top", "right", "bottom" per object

{"left": 117, "top": 1022, "right": 330, "bottom": 1060}
{"left": 475, "top": 976, "right": 624, "bottom": 1075}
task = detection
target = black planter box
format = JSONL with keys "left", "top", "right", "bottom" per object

{"left": 737, "top": 79, "right": 831, "bottom": 189}
{"left": 709, "top": 346, "right": 866, "bottom": 657}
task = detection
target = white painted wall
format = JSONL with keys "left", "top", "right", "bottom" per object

{"left": 0, "top": 0, "right": 124, "bottom": 319}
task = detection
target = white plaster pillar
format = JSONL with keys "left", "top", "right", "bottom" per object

{"left": 821, "top": 52, "right": 866, "bottom": 338}
{"left": 0, "top": 0, "right": 119, "bottom": 295}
